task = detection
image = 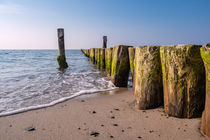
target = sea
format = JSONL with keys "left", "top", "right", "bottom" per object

{"left": 0, "top": 50, "right": 117, "bottom": 117}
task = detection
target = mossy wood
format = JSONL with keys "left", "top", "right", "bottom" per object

{"left": 105, "top": 48, "right": 113, "bottom": 76}
{"left": 90, "top": 48, "right": 95, "bottom": 63}
{"left": 100, "top": 48, "right": 105, "bottom": 70}
{"left": 57, "top": 28, "right": 68, "bottom": 69}
{"left": 57, "top": 55, "right": 68, "bottom": 69}
{"left": 94, "top": 48, "right": 100, "bottom": 66}
{"left": 128, "top": 47, "right": 135, "bottom": 77}
{"left": 111, "top": 45, "right": 131, "bottom": 87}
{"left": 201, "top": 44, "right": 210, "bottom": 137}
{"left": 86, "top": 49, "right": 90, "bottom": 57}
{"left": 160, "top": 45, "right": 205, "bottom": 118}
{"left": 134, "top": 46, "right": 163, "bottom": 110}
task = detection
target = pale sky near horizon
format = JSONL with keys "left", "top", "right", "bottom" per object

{"left": 0, "top": 0, "right": 210, "bottom": 50}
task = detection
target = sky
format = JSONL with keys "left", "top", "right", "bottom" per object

{"left": 0, "top": 0, "right": 210, "bottom": 50}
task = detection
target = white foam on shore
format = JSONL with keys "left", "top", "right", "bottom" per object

{"left": 0, "top": 87, "right": 118, "bottom": 117}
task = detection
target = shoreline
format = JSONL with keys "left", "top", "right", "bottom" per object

{"left": 0, "top": 87, "right": 118, "bottom": 117}
{"left": 0, "top": 88, "right": 209, "bottom": 140}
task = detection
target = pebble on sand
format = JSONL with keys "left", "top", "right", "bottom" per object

{"left": 90, "top": 132, "right": 100, "bottom": 137}
{"left": 27, "top": 127, "right": 36, "bottom": 132}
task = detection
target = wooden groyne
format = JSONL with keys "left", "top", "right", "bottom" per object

{"left": 81, "top": 43, "right": 210, "bottom": 137}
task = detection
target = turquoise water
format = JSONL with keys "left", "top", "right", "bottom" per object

{"left": 0, "top": 50, "right": 116, "bottom": 116}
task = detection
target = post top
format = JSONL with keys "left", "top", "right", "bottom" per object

{"left": 103, "top": 36, "right": 107, "bottom": 40}
{"left": 57, "top": 28, "right": 64, "bottom": 30}
{"left": 57, "top": 28, "right": 64, "bottom": 37}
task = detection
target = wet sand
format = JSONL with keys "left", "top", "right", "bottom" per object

{"left": 0, "top": 88, "right": 209, "bottom": 140}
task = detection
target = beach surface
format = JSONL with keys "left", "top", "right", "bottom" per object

{"left": 0, "top": 88, "right": 208, "bottom": 140}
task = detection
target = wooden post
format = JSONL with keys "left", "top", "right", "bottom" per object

{"left": 201, "top": 44, "right": 210, "bottom": 137}
{"left": 105, "top": 48, "right": 113, "bottom": 76}
{"left": 95, "top": 48, "right": 100, "bottom": 67}
{"left": 111, "top": 45, "right": 131, "bottom": 87}
{"left": 57, "top": 28, "right": 68, "bottom": 69}
{"left": 103, "top": 36, "right": 107, "bottom": 48}
{"left": 160, "top": 45, "right": 205, "bottom": 118}
{"left": 90, "top": 48, "right": 95, "bottom": 63}
{"left": 100, "top": 48, "right": 105, "bottom": 70}
{"left": 134, "top": 46, "right": 163, "bottom": 110}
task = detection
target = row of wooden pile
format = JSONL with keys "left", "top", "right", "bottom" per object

{"left": 81, "top": 44, "right": 210, "bottom": 137}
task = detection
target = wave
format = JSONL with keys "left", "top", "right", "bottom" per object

{"left": 0, "top": 86, "right": 118, "bottom": 117}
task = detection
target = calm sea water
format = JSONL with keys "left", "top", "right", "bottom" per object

{"left": 0, "top": 50, "right": 116, "bottom": 116}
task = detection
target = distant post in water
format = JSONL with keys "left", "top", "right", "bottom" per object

{"left": 57, "top": 28, "right": 68, "bottom": 70}
{"left": 103, "top": 36, "right": 107, "bottom": 48}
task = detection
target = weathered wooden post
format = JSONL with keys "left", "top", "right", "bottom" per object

{"left": 103, "top": 36, "right": 107, "bottom": 48}
{"left": 94, "top": 48, "right": 100, "bottom": 67}
{"left": 201, "top": 44, "right": 210, "bottom": 138}
{"left": 160, "top": 45, "right": 205, "bottom": 118}
{"left": 128, "top": 47, "right": 135, "bottom": 89}
{"left": 105, "top": 48, "right": 113, "bottom": 76}
{"left": 87, "top": 49, "right": 90, "bottom": 57}
{"left": 100, "top": 48, "right": 105, "bottom": 70}
{"left": 57, "top": 28, "right": 68, "bottom": 69}
{"left": 111, "top": 45, "right": 131, "bottom": 87}
{"left": 96, "top": 49, "right": 100, "bottom": 67}
{"left": 90, "top": 48, "right": 95, "bottom": 63}
{"left": 134, "top": 46, "right": 163, "bottom": 110}
{"left": 94, "top": 48, "right": 99, "bottom": 65}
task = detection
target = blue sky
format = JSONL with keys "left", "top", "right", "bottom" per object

{"left": 0, "top": 0, "right": 210, "bottom": 49}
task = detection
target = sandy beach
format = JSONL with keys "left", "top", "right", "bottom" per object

{"left": 0, "top": 88, "right": 209, "bottom": 140}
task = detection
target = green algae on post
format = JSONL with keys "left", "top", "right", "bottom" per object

{"left": 96, "top": 49, "right": 101, "bottom": 67}
{"left": 160, "top": 45, "right": 205, "bottom": 118}
{"left": 201, "top": 44, "right": 210, "bottom": 138}
{"left": 134, "top": 46, "right": 163, "bottom": 110}
{"left": 111, "top": 45, "right": 132, "bottom": 87}
{"left": 94, "top": 48, "right": 99, "bottom": 65}
{"left": 90, "top": 48, "right": 95, "bottom": 63}
{"left": 105, "top": 48, "right": 113, "bottom": 76}
{"left": 87, "top": 49, "right": 90, "bottom": 57}
{"left": 128, "top": 47, "right": 135, "bottom": 77}
{"left": 100, "top": 48, "right": 105, "bottom": 70}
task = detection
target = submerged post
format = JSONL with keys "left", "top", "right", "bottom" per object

{"left": 57, "top": 28, "right": 68, "bottom": 69}
{"left": 103, "top": 36, "right": 107, "bottom": 48}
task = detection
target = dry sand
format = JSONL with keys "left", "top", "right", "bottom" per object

{"left": 0, "top": 88, "right": 209, "bottom": 140}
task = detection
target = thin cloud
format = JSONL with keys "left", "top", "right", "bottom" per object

{"left": 0, "top": 3, "right": 22, "bottom": 14}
